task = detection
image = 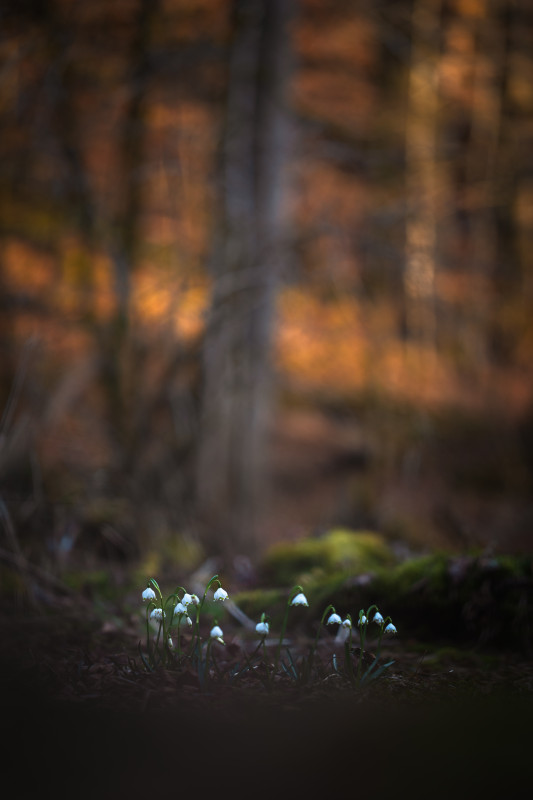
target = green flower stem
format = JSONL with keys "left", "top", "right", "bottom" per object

{"left": 274, "top": 585, "right": 305, "bottom": 675}
{"left": 274, "top": 608, "right": 290, "bottom": 675}
{"left": 357, "top": 626, "right": 366, "bottom": 683}
{"left": 154, "top": 619, "right": 163, "bottom": 665}
{"left": 145, "top": 604, "right": 154, "bottom": 664}
{"left": 356, "top": 605, "right": 377, "bottom": 684}
{"left": 262, "top": 636, "right": 268, "bottom": 668}
{"left": 189, "top": 574, "right": 220, "bottom": 664}
{"left": 204, "top": 639, "right": 213, "bottom": 691}
{"left": 148, "top": 578, "right": 163, "bottom": 608}
{"left": 175, "top": 616, "right": 183, "bottom": 658}
{"left": 147, "top": 582, "right": 164, "bottom": 666}
{"left": 232, "top": 637, "right": 265, "bottom": 682}
{"left": 343, "top": 614, "right": 353, "bottom": 682}
{"left": 203, "top": 633, "right": 224, "bottom": 692}
{"left": 375, "top": 615, "right": 392, "bottom": 660}
{"left": 308, "top": 604, "right": 335, "bottom": 676}
{"left": 162, "top": 595, "right": 177, "bottom": 665}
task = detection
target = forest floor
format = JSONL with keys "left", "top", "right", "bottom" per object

{"left": 4, "top": 607, "right": 533, "bottom": 800}
{"left": 1, "top": 597, "right": 532, "bottom": 799}
{"left": 3, "top": 600, "right": 533, "bottom": 714}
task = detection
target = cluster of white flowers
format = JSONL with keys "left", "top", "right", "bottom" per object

{"left": 325, "top": 608, "right": 397, "bottom": 634}
{"left": 142, "top": 582, "right": 229, "bottom": 634}
{"left": 142, "top": 578, "right": 398, "bottom": 678}
{"left": 172, "top": 592, "right": 200, "bottom": 626}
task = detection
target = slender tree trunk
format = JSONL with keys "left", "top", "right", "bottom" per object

{"left": 196, "top": 0, "right": 294, "bottom": 560}
{"left": 452, "top": 0, "right": 506, "bottom": 371}
{"left": 404, "top": 0, "right": 442, "bottom": 345}
{"left": 104, "top": 0, "right": 159, "bottom": 460}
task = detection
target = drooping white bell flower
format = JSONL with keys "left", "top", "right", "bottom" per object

{"left": 341, "top": 617, "right": 352, "bottom": 629}
{"left": 174, "top": 602, "right": 188, "bottom": 616}
{"left": 373, "top": 612, "right": 384, "bottom": 625}
{"left": 290, "top": 592, "right": 309, "bottom": 607}
{"left": 210, "top": 625, "right": 224, "bottom": 642}
{"left": 359, "top": 615, "right": 368, "bottom": 626}
{"left": 150, "top": 608, "right": 165, "bottom": 622}
{"left": 327, "top": 612, "right": 342, "bottom": 625}
{"left": 142, "top": 587, "right": 156, "bottom": 603}
{"left": 214, "top": 587, "right": 228, "bottom": 602}
{"left": 256, "top": 621, "right": 269, "bottom": 636}
{"left": 385, "top": 622, "right": 397, "bottom": 634}
{"left": 181, "top": 593, "right": 194, "bottom": 607}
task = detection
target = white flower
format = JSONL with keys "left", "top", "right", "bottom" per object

{"left": 210, "top": 625, "right": 224, "bottom": 641}
{"left": 373, "top": 612, "right": 384, "bottom": 625}
{"left": 385, "top": 623, "right": 397, "bottom": 634}
{"left": 341, "top": 618, "right": 352, "bottom": 629}
{"left": 327, "top": 613, "right": 342, "bottom": 625}
{"left": 181, "top": 593, "right": 194, "bottom": 607}
{"left": 359, "top": 615, "right": 368, "bottom": 626}
{"left": 214, "top": 587, "right": 228, "bottom": 602}
{"left": 290, "top": 592, "right": 309, "bottom": 607}
{"left": 167, "top": 636, "right": 174, "bottom": 649}
{"left": 174, "top": 602, "right": 187, "bottom": 616}
{"left": 142, "top": 587, "right": 156, "bottom": 603}
{"left": 256, "top": 621, "right": 269, "bottom": 636}
{"left": 185, "top": 615, "right": 193, "bottom": 627}
{"left": 150, "top": 608, "right": 165, "bottom": 622}
{"left": 190, "top": 594, "right": 200, "bottom": 606}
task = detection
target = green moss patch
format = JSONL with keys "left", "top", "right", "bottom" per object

{"left": 260, "top": 529, "right": 396, "bottom": 586}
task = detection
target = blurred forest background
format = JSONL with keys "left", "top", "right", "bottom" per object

{"left": 1, "top": 0, "right": 533, "bottom": 592}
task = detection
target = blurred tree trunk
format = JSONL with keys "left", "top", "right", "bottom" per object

{"left": 195, "top": 0, "right": 294, "bottom": 560}
{"left": 104, "top": 0, "right": 159, "bottom": 460}
{"left": 442, "top": 0, "right": 507, "bottom": 373}
{"left": 404, "top": 0, "right": 442, "bottom": 345}
{"left": 509, "top": 1, "right": 533, "bottom": 305}
{"left": 461, "top": 0, "right": 504, "bottom": 370}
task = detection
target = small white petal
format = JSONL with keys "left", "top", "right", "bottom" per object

{"left": 255, "top": 621, "right": 269, "bottom": 636}
{"left": 291, "top": 592, "right": 309, "bottom": 607}
{"left": 142, "top": 588, "right": 156, "bottom": 603}
{"left": 214, "top": 587, "right": 228, "bottom": 602}
{"left": 327, "top": 613, "right": 342, "bottom": 625}
{"left": 185, "top": 615, "right": 193, "bottom": 626}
